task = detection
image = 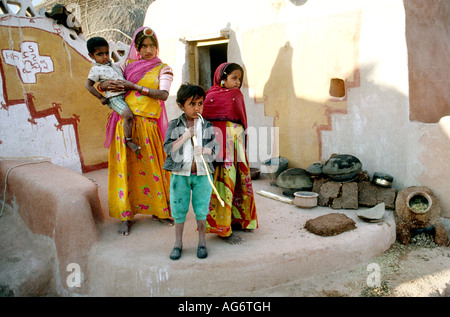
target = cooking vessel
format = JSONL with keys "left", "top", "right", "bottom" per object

{"left": 372, "top": 172, "right": 393, "bottom": 188}
{"left": 293, "top": 191, "right": 318, "bottom": 208}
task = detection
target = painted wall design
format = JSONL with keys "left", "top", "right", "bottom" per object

{"left": 3, "top": 41, "right": 54, "bottom": 83}
{"left": 0, "top": 15, "right": 111, "bottom": 173}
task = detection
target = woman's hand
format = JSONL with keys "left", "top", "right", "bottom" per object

{"left": 99, "top": 80, "right": 169, "bottom": 101}
{"left": 120, "top": 80, "right": 137, "bottom": 91}
{"left": 99, "top": 80, "right": 125, "bottom": 92}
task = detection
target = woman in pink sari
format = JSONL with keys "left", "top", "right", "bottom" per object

{"left": 100, "top": 27, "right": 173, "bottom": 235}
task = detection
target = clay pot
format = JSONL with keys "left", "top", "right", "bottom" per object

{"left": 407, "top": 191, "right": 432, "bottom": 214}
{"left": 294, "top": 191, "right": 318, "bottom": 208}
{"left": 250, "top": 168, "right": 260, "bottom": 180}
{"left": 276, "top": 168, "right": 313, "bottom": 197}
{"left": 306, "top": 162, "right": 323, "bottom": 177}
{"left": 322, "top": 154, "right": 362, "bottom": 182}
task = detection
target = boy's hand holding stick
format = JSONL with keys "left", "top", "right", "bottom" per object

{"left": 192, "top": 114, "right": 225, "bottom": 207}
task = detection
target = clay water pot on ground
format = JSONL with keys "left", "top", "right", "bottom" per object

{"left": 294, "top": 191, "right": 319, "bottom": 208}
{"left": 407, "top": 191, "right": 432, "bottom": 215}
{"left": 394, "top": 186, "right": 449, "bottom": 246}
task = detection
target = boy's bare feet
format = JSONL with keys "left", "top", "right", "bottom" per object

{"left": 118, "top": 220, "right": 130, "bottom": 236}
{"left": 221, "top": 233, "right": 244, "bottom": 244}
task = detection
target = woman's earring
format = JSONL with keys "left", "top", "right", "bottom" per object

{"left": 220, "top": 80, "right": 225, "bottom": 87}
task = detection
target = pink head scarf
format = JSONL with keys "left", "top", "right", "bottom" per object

{"left": 104, "top": 26, "right": 169, "bottom": 148}
{"left": 202, "top": 62, "right": 248, "bottom": 161}
{"left": 123, "top": 26, "right": 163, "bottom": 86}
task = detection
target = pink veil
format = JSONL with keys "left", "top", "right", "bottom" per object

{"left": 104, "top": 26, "right": 169, "bottom": 148}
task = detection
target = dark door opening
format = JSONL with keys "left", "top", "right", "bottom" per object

{"left": 197, "top": 42, "right": 228, "bottom": 90}
{"left": 209, "top": 43, "right": 228, "bottom": 87}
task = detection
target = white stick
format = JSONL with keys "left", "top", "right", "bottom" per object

{"left": 192, "top": 135, "right": 225, "bottom": 207}
{"left": 256, "top": 190, "right": 294, "bottom": 205}
{"left": 193, "top": 114, "right": 225, "bottom": 207}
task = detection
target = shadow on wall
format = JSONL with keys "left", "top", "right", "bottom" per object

{"left": 176, "top": 21, "right": 450, "bottom": 218}
{"left": 226, "top": 25, "right": 278, "bottom": 165}
{"left": 257, "top": 37, "right": 450, "bottom": 218}
{"left": 262, "top": 41, "right": 342, "bottom": 168}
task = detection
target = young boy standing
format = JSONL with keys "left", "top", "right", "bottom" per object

{"left": 85, "top": 37, "right": 140, "bottom": 152}
{"left": 163, "top": 84, "right": 219, "bottom": 260}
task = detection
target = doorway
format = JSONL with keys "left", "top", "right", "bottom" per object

{"left": 189, "top": 40, "right": 228, "bottom": 90}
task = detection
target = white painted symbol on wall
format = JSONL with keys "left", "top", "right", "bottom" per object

{"left": 2, "top": 41, "right": 53, "bottom": 84}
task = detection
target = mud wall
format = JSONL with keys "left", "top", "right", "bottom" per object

{"left": 146, "top": 0, "right": 449, "bottom": 217}
{"left": 0, "top": 12, "right": 110, "bottom": 173}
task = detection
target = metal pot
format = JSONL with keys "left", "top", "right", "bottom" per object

{"left": 372, "top": 172, "right": 393, "bottom": 188}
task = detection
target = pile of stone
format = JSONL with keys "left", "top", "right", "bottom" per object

{"left": 273, "top": 154, "right": 447, "bottom": 245}
{"left": 308, "top": 154, "right": 397, "bottom": 210}
{"left": 274, "top": 153, "right": 397, "bottom": 211}
{"left": 275, "top": 154, "right": 397, "bottom": 209}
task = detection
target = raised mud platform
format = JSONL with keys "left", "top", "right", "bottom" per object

{"left": 0, "top": 162, "right": 396, "bottom": 296}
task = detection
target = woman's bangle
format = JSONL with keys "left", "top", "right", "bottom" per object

{"left": 135, "top": 85, "right": 150, "bottom": 96}
{"left": 97, "top": 84, "right": 105, "bottom": 92}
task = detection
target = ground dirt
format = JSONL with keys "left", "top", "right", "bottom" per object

{"left": 237, "top": 240, "right": 450, "bottom": 297}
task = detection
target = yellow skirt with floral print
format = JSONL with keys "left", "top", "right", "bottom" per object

{"left": 108, "top": 116, "right": 171, "bottom": 221}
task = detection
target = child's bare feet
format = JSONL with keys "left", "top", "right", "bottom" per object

{"left": 221, "top": 233, "right": 244, "bottom": 244}
{"left": 152, "top": 215, "right": 174, "bottom": 226}
{"left": 118, "top": 220, "right": 130, "bottom": 236}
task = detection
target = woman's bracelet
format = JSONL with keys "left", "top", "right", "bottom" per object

{"left": 134, "top": 85, "right": 151, "bottom": 96}
{"left": 140, "top": 86, "right": 150, "bottom": 96}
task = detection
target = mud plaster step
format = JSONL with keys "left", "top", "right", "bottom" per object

{"left": 0, "top": 206, "right": 56, "bottom": 296}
